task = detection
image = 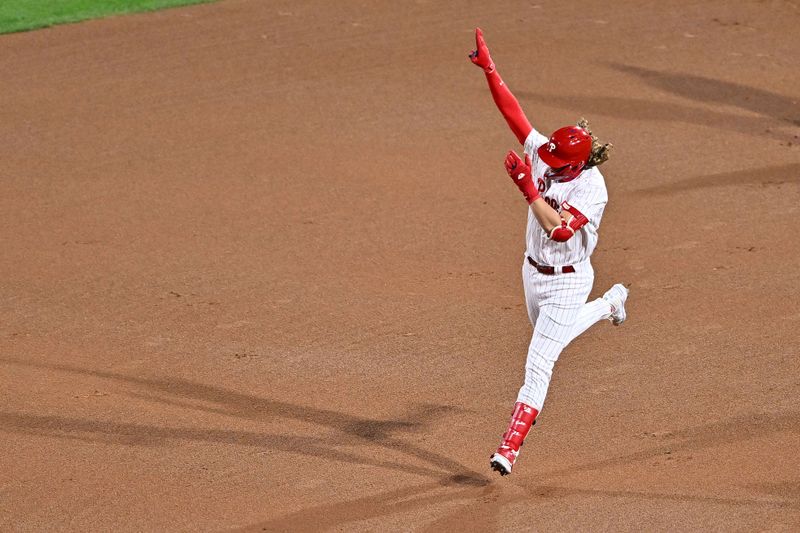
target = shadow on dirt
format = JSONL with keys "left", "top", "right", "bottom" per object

{"left": 749, "top": 480, "right": 800, "bottom": 501}
{"left": 266, "top": 403, "right": 799, "bottom": 529}
{"left": 4, "top": 358, "right": 797, "bottom": 530}
{"left": 236, "top": 407, "right": 800, "bottom": 530}
{"left": 633, "top": 163, "right": 800, "bottom": 195}
{"left": 518, "top": 64, "right": 800, "bottom": 146}
{"left": 240, "top": 452, "right": 800, "bottom": 532}
{"left": 0, "top": 358, "right": 488, "bottom": 487}
{"left": 515, "top": 92, "right": 799, "bottom": 145}
{"left": 610, "top": 63, "right": 800, "bottom": 126}
{"left": 414, "top": 482, "right": 800, "bottom": 532}
{"left": 539, "top": 411, "right": 800, "bottom": 483}
{"left": 234, "top": 479, "right": 499, "bottom": 532}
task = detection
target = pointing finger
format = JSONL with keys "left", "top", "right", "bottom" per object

{"left": 475, "top": 27, "right": 484, "bottom": 48}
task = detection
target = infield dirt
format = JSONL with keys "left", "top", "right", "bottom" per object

{"left": 1, "top": 0, "right": 799, "bottom": 531}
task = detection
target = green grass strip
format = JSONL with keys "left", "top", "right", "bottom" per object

{"left": 0, "top": 0, "right": 216, "bottom": 35}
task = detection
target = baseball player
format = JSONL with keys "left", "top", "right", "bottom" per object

{"left": 468, "top": 28, "right": 629, "bottom": 476}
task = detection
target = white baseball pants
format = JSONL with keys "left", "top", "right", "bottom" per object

{"left": 516, "top": 257, "right": 613, "bottom": 411}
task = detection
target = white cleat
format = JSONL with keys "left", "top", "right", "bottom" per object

{"left": 489, "top": 453, "right": 514, "bottom": 476}
{"left": 603, "top": 284, "right": 629, "bottom": 326}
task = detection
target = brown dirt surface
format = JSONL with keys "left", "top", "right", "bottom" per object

{"left": 2, "top": 0, "right": 799, "bottom": 530}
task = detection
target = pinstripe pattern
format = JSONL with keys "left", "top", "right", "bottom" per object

{"left": 523, "top": 129, "right": 608, "bottom": 268}
{"left": 516, "top": 259, "right": 612, "bottom": 410}
{"left": 513, "top": 128, "right": 613, "bottom": 412}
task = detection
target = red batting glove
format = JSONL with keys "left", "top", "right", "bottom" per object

{"left": 468, "top": 28, "right": 495, "bottom": 73}
{"left": 504, "top": 150, "right": 540, "bottom": 204}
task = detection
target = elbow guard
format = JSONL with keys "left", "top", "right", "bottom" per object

{"left": 548, "top": 202, "right": 589, "bottom": 242}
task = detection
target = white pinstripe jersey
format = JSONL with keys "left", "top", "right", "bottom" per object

{"left": 522, "top": 128, "right": 609, "bottom": 267}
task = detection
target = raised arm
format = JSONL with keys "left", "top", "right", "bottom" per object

{"left": 469, "top": 28, "right": 533, "bottom": 145}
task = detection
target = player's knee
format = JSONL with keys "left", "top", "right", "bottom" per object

{"left": 524, "top": 361, "right": 552, "bottom": 383}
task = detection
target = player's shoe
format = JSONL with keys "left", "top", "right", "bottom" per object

{"left": 490, "top": 450, "right": 515, "bottom": 476}
{"left": 603, "top": 283, "right": 629, "bottom": 326}
{"left": 489, "top": 402, "right": 538, "bottom": 476}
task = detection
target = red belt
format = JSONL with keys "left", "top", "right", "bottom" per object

{"left": 527, "top": 255, "right": 575, "bottom": 275}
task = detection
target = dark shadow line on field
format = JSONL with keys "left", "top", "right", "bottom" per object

{"left": 233, "top": 411, "right": 800, "bottom": 530}
{"left": 416, "top": 470, "right": 800, "bottom": 531}
{"left": 2, "top": 358, "right": 431, "bottom": 439}
{"left": 632, "top": 163, "right": 800, "bottom": 195}
{"left": 418, "top": 481, "right": 799, "bottom": 531}
{"left": 229, "top": 480, "right": 497, "bottom": 533}
{"left": 749, "top": 480, "right": 800, "bottom": 501}
{"left": 233, "top": 469, "right": 798, "bottom": 532}
{"left": 518, "top": 91, "right": 800, "bottom": 145}
{"left": 538, "top": 411, "right": 800, "bottom": 481}
{"left": 515, "top": 92, "right": 798, "bottom": 144}
{"left": 552, "top": 485, "right": 800, "bottom": 509}
{"left": 609, "top": 63, "right": 800, "bottom": 125}
{"left": 0, "top": 358, "right": 487, "bottom": 485}
{"left": 0, "top": 411, "right": 459, "bottom": 480}
{"left": 524, "top": 484, "right": 799, "bottom": 510}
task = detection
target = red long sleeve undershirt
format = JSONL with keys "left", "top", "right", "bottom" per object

{"left": 484, "top": 69, "right": 533, "bottom": 145}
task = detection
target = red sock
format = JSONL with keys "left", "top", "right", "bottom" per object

{"left": 496, "top": 402, "right": 538, "bottom": 463}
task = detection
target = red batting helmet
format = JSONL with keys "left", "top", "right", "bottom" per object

{"left": 537, "top": 126, "right": 592, "bottom": 181}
